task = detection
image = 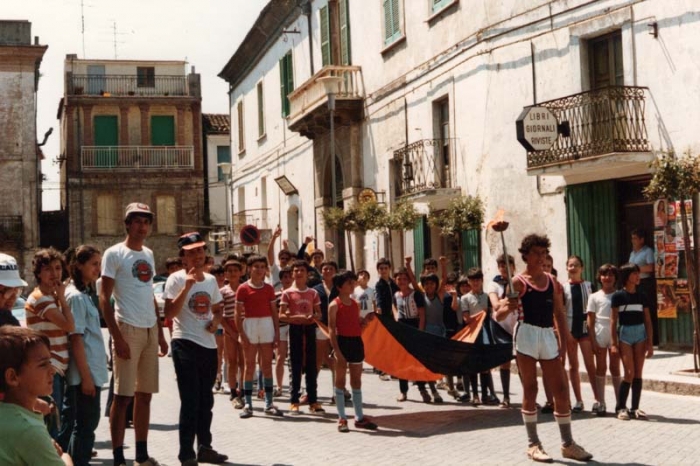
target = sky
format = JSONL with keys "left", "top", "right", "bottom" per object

{"left": 3, "top": 0, "right": 268, "bottom": 210}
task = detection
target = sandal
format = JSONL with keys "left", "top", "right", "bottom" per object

{"left": 632, "top": 409, "right": 648, "bottom": 420}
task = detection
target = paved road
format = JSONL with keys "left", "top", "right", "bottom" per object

{"left": 90, "top": 350, "right": 700, "bottom": 466}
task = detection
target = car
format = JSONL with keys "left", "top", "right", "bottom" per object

{"left": 11, "top": 296, "right": 26, "bottom": 327}
{"left": 153, "top": 281, "right": 165, "bottom": 320}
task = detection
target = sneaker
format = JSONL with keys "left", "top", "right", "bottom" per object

{"left": 396, "top": 393, "right": 407, "bottom": 402}
{"left": 527, "top": 443, "right": 553, "bottom": 463}
{"left": 232, "top": 397, "right": 245, "bottom": 410}
{"left": 457, "top": 393, "right": 471, "bottom": 403}
{"left": 309, "top": 402, "right": 326, "bottom": 414}
{"left": 134, "top": 458, "right": 162, "bottom": 466}
{"left": 239, "top": 407, "right": 253, "bottom": 419}
{"left": 273, "top": 387, "right": 283, "bottom": 397}
{"left": 591, "top": 402, "right": 600, "bottom": 415}
{"left": 561, "top": 441, "right": 593, "bottom": 461}
{"left": 632, "top": 409, "right": 648, "bottom": 420}
{"left": 197, "top": 446, "right": 228, "bottom": 464}
{"left": 471, "top": 396, "right": 481, "bottom": 407}
{"left": 436, "top": 380, "right": 447, "bottom": 390}
{"left": 337, "top": 418, "right": 349, "bottom": 433}
{"left": 500, "top": 398, "right": 511, "bottom": 408}
{"left": 617, "top": 408, "right": 630, "bottom": 420}
{"left": 596, "top": 402, "right": 606, "bottom": 417}
{"left": 540, "top": 401, "right": 554, "bottom": 414}
{"left": 379, "top": 373, "right": 391, "bottom": 381}
{"left": 572, "top": 401, "right": 584, "bottom": 413}
{"left": 354, "top": 415, "right": 378, "bottom": 430}
{"left": 485, "top": 394, "right": 500, "bottom": 405}
{"left": 289, "top": 403, "right": 301, "bottom": 415}
{"left": 431, "top": 392, "right": 444, "bottom": 403}
{"left": 419, "top": 390, "right": 432, "bottom": 403}
{"left": 264, "top": 405, "right": 284, "bottom": 417}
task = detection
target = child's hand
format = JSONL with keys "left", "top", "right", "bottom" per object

{"left": 404, "top": 256, "right": 412, "bottom": 264}
{"left": 52, "top": 439, "right": 63, "bottom": 457}
{"left": 81, "top": 377, "right": 96, "bottom": 397}
{"left": 205, "top": 320, "right": 217, "bottom": 333}
{"left": 439, "top": 256, "right": 447, "bottom": 264}
{"left": 54, "top": 279, "right": 66, "bottom": 296}
{"left": 646, "top": 343, "right": 654, "bottom": 358}
{"left": 611, "top": 344, "right": 619, "bottom": 355}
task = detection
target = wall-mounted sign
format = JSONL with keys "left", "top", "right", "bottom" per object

{"left": 516, "top": 106, "right": 558, "bottom": 151}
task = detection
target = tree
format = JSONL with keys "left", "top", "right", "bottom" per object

{"left": 644, "top": 150, "right": 700, "bottom": 371}
{"left": 427, "top": 195, "right": 485, "bottom": 269}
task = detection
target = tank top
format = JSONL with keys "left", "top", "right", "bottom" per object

{"left": 334, "top": 297, "right": 362, "bottom": 337}
{"left": 515, "top": 273, "right": 555, "bottom": 328}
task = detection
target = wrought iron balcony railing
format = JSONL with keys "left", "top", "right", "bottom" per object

{"left": 392, "top": 139, "right": 455, "bottom": 197}
{"left": 233, "top": 208, "right": 271, "bottom": 232}
{"left": 69, "top": 75, "right": 188, "bottom": 97}
{"left": 0, "top": 216, "right": 23, "bottom": 245}
{"left": 81, "top": 146, "right": 194, "bottom": 170}
{"left": 526, "top": 86, "right": 650, "bottom": 169}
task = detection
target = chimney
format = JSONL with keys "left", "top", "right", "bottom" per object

{"left": 34, "top": 36, "right": 39, "bottom": 45}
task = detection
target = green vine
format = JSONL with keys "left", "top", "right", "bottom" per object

{"left": 427, "top": 195, "right": 485, "bottom": 236}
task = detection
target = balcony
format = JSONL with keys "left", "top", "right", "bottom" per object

{"left": 525, "top": 86, "right": 653, "bottom": 182}
{"left": 81, "top": 146, "right": 194, "bottom": 170}
{"left": 287, "top": 66, "right": 364, "bottom": 139}
{"left": 0, "top": 216, "right": 23, "bottom": 246}
{"left": 69, "top": 74, "right": 189, "bottom": 97}
{"left": 392, "top": 139, "right": 460, "bottom": 203}
{"left": 233, "top": 208, "right": 271, "bottom": 232}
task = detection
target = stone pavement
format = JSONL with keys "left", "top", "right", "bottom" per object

{"left": 90, "top": 344, "right": 700, "bottom": 466}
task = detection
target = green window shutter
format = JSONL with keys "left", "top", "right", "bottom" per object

{"left": 432, "top": 0, "right": 451, "bottom": 13}
{"left": 93, "top": 115, "right": 118, "bottom": 167}
{"left": 339, "top": 0, "right": 351, "bottom": 65}
{"left": 566, "top": 180, "right": 618, "bottom": 284}
{"left": 413, "top": 216, "right": 431, "bottom": 274}
{"left": 150, "top": 115, "right": 175, "bottom": 146}
{"left": 320, "top": 5, "right": 332, "bottom": 66}
{"left": 279, "top": 52, "right": 294, "bottom": 117}
{"left": 461, "top": 229, "right": 481, "bottom": 270}
{"left": 383, "top": 0, "right": 401, "bottom": 45}
{"left": 257, "top": 82, "right": 265, "bottom": 137}
{"left": 216, "top": 146, "right": 231, "bottom": 181}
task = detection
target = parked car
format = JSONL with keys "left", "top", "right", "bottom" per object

{"left": 153, "top": 281, "right": 165, "bottom": 320}
{"left": 12, "top": 296, "right": 26, "bottom": 327}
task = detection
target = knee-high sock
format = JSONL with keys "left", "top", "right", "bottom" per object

{"left": 617, "top": 381, "right": 631, "bottom": 411}
{"left": 335, "top": 388, "right": 346, "bottom": 419}
{"left": 554, "top": 411, "right": 573, "bottom": 446}
{"left": 469, "top": 373, "right": 479, "bottom": 397}
{"left": 352, "top": 389, "right": 364, "bottom": 420}
{"left": 500, "top": 369, "right": 511, "bottom": 399}
{"left": 612, "top": 376, "right": 622, "bottom": 403}
{"left": 595, "top": 376, "right": 606, "bottom": 404}
{"left": 631, "top": 378, "right": 643, "bottom": 411}
{"left": 264, "top": 377, "right": 274, "bottom": 407}
{"left": 244, "top": 380, "right": 253, "bottom": 408}
{"left": 522, "top": 410, "right": 539, "bottom": 446}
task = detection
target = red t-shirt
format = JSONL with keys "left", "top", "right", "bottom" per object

{"left": 236, "top": 281, "right": 276, "bottom": 318}
{"left": 281, "top": 287, "right": 320, "bottom": 322}
{"left": 334, "top": 297, "right": 362, "bottom": 337}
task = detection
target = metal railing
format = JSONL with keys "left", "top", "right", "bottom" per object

{"left": 233, "top": 209, "right": 271, "bottom": 232}
{"left": 69, "top": 75, "right": 188, "bottom": 96}
{"left": 288, "top": 66, "right": 364, "bottom": 121}
{"left": 81, "top": 146, "right": 194, "bottom": 170}
{"left": 526, "top": 86, "right": 650, "bottom": 169}
{"left": 392, "top": 139, "right": 454, "bottom": 197}
{"left": 0, "top": 216, "right": 23, "bottom": 245}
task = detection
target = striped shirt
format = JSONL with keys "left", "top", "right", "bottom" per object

{"left": 25, "top": 289, "right": 69, "bottom": 373}
{"left": 220, "top": 284, "right": 236, "bottom": 319}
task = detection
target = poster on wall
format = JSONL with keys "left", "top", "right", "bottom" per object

{"left": 657, "top": 279, "right": 677, "bottom": 319}
{"left": 663, "top": 252, "right": 679, "bottom": 278}
{"left": 654, "top": 199, "right": 669, "bottom": 228}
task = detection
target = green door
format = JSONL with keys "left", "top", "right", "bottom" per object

{"left": 151, "top": 116, "right": 175, "bottom": 146}
{"left": 413, "top": 216, "right": 431, "bottom": 274}
{"left": 461, "top": 229, "right": 481, "bottom": 271}
{"left": 93, "top": 115, "right": 118, "bottom": 167}
{"left": 566, "top": 180, "right": 618, "bottom": 285}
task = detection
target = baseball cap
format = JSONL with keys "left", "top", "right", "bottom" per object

{"left": 177, "top": 232, "right": 206, "bottom": 251}
{"left": 124, "top": 202, "right": 154, "bottom": 220}
{"left": 0, "top": 253, "right": 28, "bottom": 287}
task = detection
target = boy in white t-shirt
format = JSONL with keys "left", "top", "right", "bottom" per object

{"left": 352, "top": 270, "right": 376, "bottom": 318}
{"left": 163, "top": 232, "right": 227, "bottom": 465}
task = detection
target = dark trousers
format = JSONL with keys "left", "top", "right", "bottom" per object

{"left": 639, "top": 277, "right": 659, "bottom": 345}
{"left": 289, "top": 324, "right": 317, "bottom": 404}
{"left": 61, "top": 385, "right": 102, "bottom": 466}
{"left": 398, "top": 318, "right": 426, "bottom": 393}
{"left": 172, "top": 338, "right": 218, "bottom": 462}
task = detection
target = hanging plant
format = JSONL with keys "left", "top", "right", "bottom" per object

{"left": 384, "top": 201, "right": 421, "bottom": 232}
{"left": 322, "top": 206, "right": 347, "bottom": 231}
{"left": 352, "top": 199, "right": 388, "bottom": 232}
{"left": 428, "top": 195, "right": 485, "bottom": 236}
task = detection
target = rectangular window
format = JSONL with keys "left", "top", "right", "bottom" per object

{"left": 434, "top": 98, "right": 452, "bottom": 188}
{"left": 320, "top": 5, "right": 332, "bottom": 66}
{"left": 339, "top": 0, "right": 351, "bottom": 65}
{"left": 137, "top": 67, "right": 155, "bottom": 87}
{"left": 279, "top": 51, "right": 294, "bottom": 117}
{"left": 431, "top": 0, "right": 453, "bottom": 14}
{"left": 150, "top": 115, "right": 175, "bottom": 146}
{"left": 96, "top": 193, "right": 118, "bottom": 235}
{"left": 257, "top": 81, "right": 265, "bottom": 137}
{"left": 383, "top": 0, "right": 401, "bottom": 46}
{"left": 237, "top": 100, "right": 245, "bottom": 153}
{"left": 217, "top": 145, "right": 231, "bottom": 182}
{"left": 156, "top": 195, "right": 177, "bottom": 234}
{"left": 589, "top": 31, "right": 623, "bottom": 89}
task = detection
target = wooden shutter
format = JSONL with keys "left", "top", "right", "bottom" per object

{"left": 320, "top": 5, "right": 332, "bottom": 66}
{"left": 279, "top": 52, "right": 294, "bottom": 117}
{"left": 96, "top": 194, "right": 117, "bottom": 234}
{"left": 566, "top": 180, "right": 618, "bottom": 284}
{"left": 257, "top": 81, "right": 265, "bottom": 137}
{"left": 413, "top": 216, "right": 431, "bottom": 274}
{"left": 383, "top": 0, "right": 400, "bottom": 45}
{"left": 461, "top": 229, "right": 481, "bottom": 270}
{"left": 150, "top": 115, "right": 175, "bottom": 146}
{"left": 339, "top": 0, "right": 351, "bottom": 65}
{"left": 156, "top": 195, "right": 177, "bottom": 234}
{"left": 93, "top": 115, "right": 118, "bottom": 167}
{"left": 237, "top": 101, "right": 245, "bottom": 152}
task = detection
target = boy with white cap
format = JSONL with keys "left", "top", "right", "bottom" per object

{"left": 0, "top": 253, "right": 28, "bottom": 327}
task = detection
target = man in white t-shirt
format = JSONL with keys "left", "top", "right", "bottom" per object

{"left": 163, "top": 232, "right": 228, "bottom": 465}
{"left": 100, "top": 203, "right": 167, "bottom": 466}
{"left": 352, "top": 269, "right": 376, "bottom": 318}
{"left": 266, "top": 226, "right": 293, "bottom": 292}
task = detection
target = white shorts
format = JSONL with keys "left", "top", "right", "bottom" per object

{"left": 514, "top": 322, "right": 559, "bottom": 361}
{"left": 594, "top": 322, "right": 612, "bottom": 348}
{"left": 316, "top": 326, "right": 329, "bottom": 341}
{"left": 242, "top": 317, "right": 275, "bottom": 345}
{"left": 279, "top": 325, "right": 289, "bottom": 341}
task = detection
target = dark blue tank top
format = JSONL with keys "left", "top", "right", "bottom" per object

{"left": 517, "top": 273, "right": 555, "bottom": 328}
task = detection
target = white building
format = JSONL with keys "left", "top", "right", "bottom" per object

{"left": 221, "top": 0, "right": 700, "bottom": 345}
{"left": 203, "top": 113, "right": 233, "bottom": 256}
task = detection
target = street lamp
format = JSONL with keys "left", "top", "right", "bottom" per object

{"left": 319, "top": 75, "right": 343, "bottom": 208}
{"left": 217, "top": 162, "right": 233, "bottom": 251}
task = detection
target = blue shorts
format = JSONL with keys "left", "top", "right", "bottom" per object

{"left": 619, "top": 324, "right": 646, "bottom": 346}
